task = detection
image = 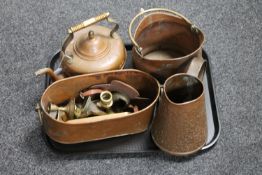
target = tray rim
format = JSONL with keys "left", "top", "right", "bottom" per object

{"left": 43, "top": 44, "right": 221, "bottom": 153}
{"left": 201, "top": 50, "right": 221, "bottom": 150}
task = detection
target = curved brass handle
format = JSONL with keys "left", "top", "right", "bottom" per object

{"left": 68, "top": 12, "right": 119, "bottom": 37}
{"left": 128, "top": 8, "right": 196, "bottom": 55}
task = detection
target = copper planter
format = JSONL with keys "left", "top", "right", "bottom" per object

{"left": 38, "top": 69, "right": 160, "bottom": 144}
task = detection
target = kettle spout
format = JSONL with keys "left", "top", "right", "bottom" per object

{"left": 35, "top": 68, "right": 62, "bottom": 82}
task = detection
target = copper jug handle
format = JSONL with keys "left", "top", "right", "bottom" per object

{"left": 68, "top": 12, "right": 119, "bottom": 38}
{"left": 186, "top": 56, "right": 206, "bottom": 81}
{"left": 128, "top": 8, "right": 198, "bottom": 55}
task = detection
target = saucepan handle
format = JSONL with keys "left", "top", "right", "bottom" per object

{"left": 128, "top": 8, "right": 196, "bottom": 55}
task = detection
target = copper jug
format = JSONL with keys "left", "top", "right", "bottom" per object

{"left": 129, "top": 8, "right": 205, "bottom": 83}
{"left": 151, "top": 56, "right": 207, "bottom": 156}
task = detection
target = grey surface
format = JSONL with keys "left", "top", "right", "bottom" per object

{"left": 0, "top": 0, "right": 261, "bottom": 174}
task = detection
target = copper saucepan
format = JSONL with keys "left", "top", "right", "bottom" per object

{"left": 129, "top": 8, "right": 205, "bottom": 83}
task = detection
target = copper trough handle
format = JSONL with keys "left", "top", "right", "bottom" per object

{"left": 128, "top": 8, "right": 195, "bottom": 54}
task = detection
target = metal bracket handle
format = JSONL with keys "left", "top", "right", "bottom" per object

{"left": 128, "top": 8, "right": 194, "bottom": 55}
{"left": 35, "top": 103, "right": 43, "bottom": 125}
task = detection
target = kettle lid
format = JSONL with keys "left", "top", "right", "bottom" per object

{"left": 74, "top": 30, "right": 109, "bottom": 59}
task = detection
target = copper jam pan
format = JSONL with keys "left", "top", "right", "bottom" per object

{"left": 43, "top": 44, "right": 220, "bottom": 154}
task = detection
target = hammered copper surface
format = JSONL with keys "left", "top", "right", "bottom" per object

{"left": 39, "top": 69, "right": 160, "bottom": 144}
{"left": 130, "top": 9, "right": 205, "bottom": 83}
{"left": 151, "top": 74, "right": 207, "bottom": 156}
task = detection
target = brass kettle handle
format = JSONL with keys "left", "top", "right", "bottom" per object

{"left": 128, "top": 8, "right": 197, "bottom": 55}
{"left": 68, "top": 12, "right": 119, "bottom": 37}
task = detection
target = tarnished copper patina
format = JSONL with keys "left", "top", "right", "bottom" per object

{"left": 37, "top": 69, "right": 160, "bottom": 144}
{"left": 129, "top": 8, "right": 205, "bottom": 83}
{"left": 151, "top": 56, "right": 207, "bottom": 156}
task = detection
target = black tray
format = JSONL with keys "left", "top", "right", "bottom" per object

{"left": 44, "top": 44, "right": 220, "bottom": 154}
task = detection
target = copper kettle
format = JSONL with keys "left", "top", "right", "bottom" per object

{"left": 36, "top": 12, "right": 126, "bottom": 80}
